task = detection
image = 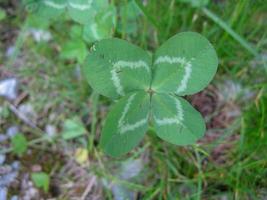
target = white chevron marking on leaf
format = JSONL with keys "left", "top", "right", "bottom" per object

{"left": 90, "top": 23, "right": 101, "bottom": 40}
{"left": 43, "top": 0, "right": 67, "bottom": 9}
{"left": 154, "top": 56, "right": 193, "bottom": 93}
{"left": 102, "top": 11, "right": 114, "bottom": 21}
{"left": 91, "top": 44, "right": 96, "bottom": 51}
{"left": 154, "top": 97, "right": 184, "bottom": 126}
{"left": 176, "top": 62, "right": 192, "bottom": 93}
{"left": 118, "top": 94, "right": 136, "bottom": 128}
{"left": 120, "top": 118, "right": 148, "bottom": 134}
{"left": 155, "top": 56, "right": 187, "bottom": 65}
{"left": 118, "top": 94, "right": 147, "bottom": 134}
{"left": 68, "top": 0, "right": 92, "bottom": 10}
{"left": 44, "top": 0, "right": 92, "bottom": 10}
{"left": 111, "top": 60, "right": 150, "bottom": 96}
{"left": 111, "top": 68, "right": 124, "bottom": 96}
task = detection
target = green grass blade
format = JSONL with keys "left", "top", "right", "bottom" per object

{"left": 202, "top": 7, "right": 259, "bottom": 57}
{"left": 134, "top": 0, "right": 160, "bottom": 30}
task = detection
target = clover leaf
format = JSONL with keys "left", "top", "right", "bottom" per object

{"left": 83, "top": 32, "right": 218, "bottom": 157}
{"left": 28, "top": 0, "right": 94, "bottom": 24}
{"left": 26, "top": 0, "right": 115, "bottom": 25}
{"left": 23, "top": 0, "right": 116, "bottom": 42}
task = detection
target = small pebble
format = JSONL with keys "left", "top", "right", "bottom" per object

{"left": 0, "top": 171, "right": 18, "bottom": 187}
{"left": 11, "top": 161, "right": 20, "bottom": 170}
{"left": 18, "top": 104, "right": 37, "bottom": 121}
{"left": 0, "top": 78, "right": 18, "bottom": 100}
{"left": 0, "top": 165, "right": 12, "bottom": 175}
{"left": 120, "top": 159, "right": 143, "bottom": 180}
{"left": 10, "top": 195, "right": 19, "bottom": 200}
{"left": 45, "top": 124, "right": 57, "bottom": 138}
{"left": 0, "top": 187, "right": 7, "bottom": 200}
{"left": 6, "top": 126, "right": 19, "bottom": 138}
{"left": 6, "top": 46, "right": 15, "bottom": 57}
{"left": 0, "top": 155, "right": 5, "bottom": 165}
{"left": 0, "top": 134, "right": 8, "bottom": 142}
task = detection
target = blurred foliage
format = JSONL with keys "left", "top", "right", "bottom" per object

{"left": 11, "top": 134, "right": 28, "bottom": 156}
{"left": 178, "top": 0, "right": 209, "bottom": 8}
{"left": 61, "top": 118, "right": 87, "bottom": 140}
{"left": 0, "top": 8, "right": 6, "bottom": 21}
{"left": 31, "top": 172, "right": 50, "bottom": 193}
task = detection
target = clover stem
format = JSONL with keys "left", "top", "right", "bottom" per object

{"left": 147, "top": 87, "right": 155, "bottom": 126}
{"left": 146, "top": 88, "right": 155, "bottom": 96}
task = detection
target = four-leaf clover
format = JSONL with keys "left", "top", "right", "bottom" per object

{"left": 83, "top": 32, "right": 218, "bottom": 157}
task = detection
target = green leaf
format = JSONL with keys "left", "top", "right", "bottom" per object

{"left": 95, "top": 4, "right": 116, "bottom": 30}
{"left": 34, "top": 0, "right": 66, "bottom": 19}
{"left": 152, "top": 32, "right": 218, "bottom": 96}
{"left": 67, "top": 0, "right": 95, "bottom": 24}
{"left": 11, "top": 134, "right": 28, "bottom": 156}
{"left": 83, "top": 38, "right": 152, "bottom": 99}
{"left": 92, "top": 0, "right": 109, "bottom": 10}
{"left": 117, "top": 0, "right": 141, "bottom": 34}
{"left": 83, "top": 5, "right": 116, "bottom": 42}
{"left": 31, "top": 172, "right": 50, "bottom": 192}
{"left": 100, "top": 92, "right": 150, "bottom": 157}
{"left": 62, "top": 118, "right": 86, "bottom": 140}
{"left": 0, "top": 8, "right": 6, "bottom": 21}
{"left": 60, "top": 40, "right": 87, "bottom": 63}
{"left": 26, "top": 14, "right": 51, "bottom": 29}
{"left": 24, "top": 0, "right": 95, "bottom": 24}
{"left": 83, "top": 23, "right": 108, "bottom": 43}
{"left": 151, "top": 94, "right": 205, "bottom": 145}
{"left": 70, "top": 25, "right": 83, "bottom": 39}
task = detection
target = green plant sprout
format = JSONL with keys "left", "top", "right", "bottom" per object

{"left": 83, "top": 32, "right": 218, "bottom": 157}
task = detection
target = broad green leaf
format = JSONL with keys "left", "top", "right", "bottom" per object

{"left": 83, "top": 23, "right": 108, "bottom": 43}
{"left": 83, "top": 22, "right": 97, "bottom": 42}
{"left": 26, "top": 14, "right": 51, "bottom": 29}
{"left": 92, "top": 0, "right": 109, "bottom": 10}
{"left": 83, "top": 38, "right": 152, "bottom": 99}
{"left": 67, "top": 0, "right": 95, "bottom": 24}
{"left": 151, "top": 94, "right": 205, "bottom": 145}
{"left": 60, "top": 40, "right": 87, "bottom": 63}
{"left": 152, "top": 32, "right": 218, "bottom": 96}
{"left": 23, "top": 0, "right": 41, "bottom": 13}
{"left": 94, "top": 4, "right": 116, "bottom": 30}
{"left": 70, "top": 25, "right": 83, "bottom": 39}
{"left": 31, "top": 172, "right": 50, "bottom": 192}
{"left": 117, "top": 0, "right": 141, "bottom": 34}
{"left": 100, "top": 92, "right": 150, "bottom": 157}
{"left": 24, "top": 0, "right": 95, "bottom": 24}
{"left": 83, "top": 5, "right": 116, "bottom": 42}
{"left": 34, "top": 0, "right": 66, "bottom": 19}
{"left": 121, "top": 0, "right": 141, "bottom": 20}
{"left": 0, "top": 8, "right": 6, "bottom": 21}
{"left": 11, "top": 134, "right": 28, "bottom": 156}
{"left": 62, "top": 118, "right": 86, "bottom": 140}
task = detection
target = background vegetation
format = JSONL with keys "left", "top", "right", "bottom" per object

{"left": 0, "top": 0, "right": 266, "bottom": 199}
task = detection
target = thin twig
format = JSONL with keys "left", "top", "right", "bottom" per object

{"left": 80, "top": 176, "right": 97, "bottom": 200}
{"left": 7, "top": 101, "right": 43, "bottom": 133}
